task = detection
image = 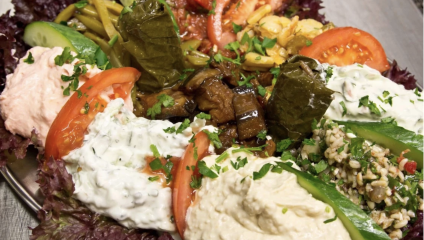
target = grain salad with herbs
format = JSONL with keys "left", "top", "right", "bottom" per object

{"left": 298, "top": 119, "right": 423, "bottom": 239}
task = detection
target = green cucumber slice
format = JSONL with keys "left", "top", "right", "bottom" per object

{"left": 279, "top": 163, "right": 391, "bottom": 240}
{"left": 337, "top": 121, "right": 423, "bottom": 169}
{"left": 23, "top": 21, "right": 99, "bottom": 59}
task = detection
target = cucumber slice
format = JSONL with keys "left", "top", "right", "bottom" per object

{"left": 23, "top": 21, "right": 99, "bottom": 59}
{"left": 338, "top": 121, "right": 423, "bottom": 169}
{"left": 279, "top": 163, "right": 391, "bottom": 240}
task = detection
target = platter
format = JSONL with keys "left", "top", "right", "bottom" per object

{"left": 0, "top": 0, "right": 423, "bottom": 239}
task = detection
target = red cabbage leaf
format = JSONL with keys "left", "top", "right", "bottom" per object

{"left": 383, "top": 60, "right": 419, "bottom": 90}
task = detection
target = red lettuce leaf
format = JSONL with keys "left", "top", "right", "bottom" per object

{"left": 383, "top": 60, "right": 419, "bottom": 90}
{"left": 402, "top": 210, "right": 423, "bottom": 240}
{"left": 280, "top": 0, "right": 328, "bottom": 24}
{"left": 31, "top": 156, "right": 173, "bottom": 240}
{"left": 0, "top": 117, "right": 31, "bottom": 168}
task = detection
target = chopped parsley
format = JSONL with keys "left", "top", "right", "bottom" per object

{"left": 257, "top": 85, "right": 266, "bottom": 97}
{"left": 314, "top": 160, "right": 328, "bottom": 174}
{"left": 147, "top": 94, "right": 175, "bottom": 119}
{"left": 148, "top": 176, "right": 160, "bottom": 182}
{"left": 302, "top": 138, "right": 316, "bottom": 146}
{"left": 198, "top": 161, "right": 219, "bottom": 178}
{"left": 255, "top": 56, "right": 262, "bottom": 60}
{"left": 232, "top": 145, "right": 266, "bottom": 154}
{"left": 253, "top": 163, "right": 272, "bottom": 180}
{"left": 414, "top": 88, "right": 421, "bottom": 97}
{"left": 282, "top": 207, "right": 288, "bottom": 214}
{"left": 231, "top": 156, "right": 248, "bottom": 170}
{"left": 305, "top": 39, "right": 313, "bottom": 46}
{"left": 179, "top": 68, "right": 195, "bottom": 81}
{"left": 256, "top": 130, "right": 267, "bottom": 140}
{"left": 176, "top": 119, "right": 191, "bottom": 134}
{"left": 383, "top": 90, "right": 390, "bottom": 98}
{"left": 339, "top": 101, "right": 347, "bottom": 116}
{"left": 337, "top": 145, "right": 345, "bottom": 154}
{"left": 83, "top": 102, "right": 90, "bottom": 114}
{"left": 23, "top": 52, "right": 34, "bottom": 64}
{"left": 190, "top": 175, "right": 202, "bottom": 189}
{"left": 208, "top": 0, "right": 217, "bottom": 15}
{"left": 215, "top": 151, "right": 229, "bottom": 163}
{"left": 232, "top": 22, "right": 242, "bottom": 34}
{"left": 325, "top": 67, "right": 333, "bottom": 83}
{"left": 261, "top": 37, "right": 277, "bottom": 49}
{"left": 150, "top": 144, "right": 160, "bottom": 158}
{"left": 358, "top": 95, "right": 381, "bottom": 116}
{"left": 203, "top": 130, "right": 222, "bottom": 149}
{"left": 276, "top": 139, "right": 292, "bottom": 152}
{"left": 74, "top": 0, "right": 88, "bottom": 8}
{"left": 196, "top": 112, "right": 211, "bottom": 120}
{"left": 54, "top": 47, "right": 75, "bottom": 66}
{"left": 324, "top": 214, "right": 338, "bottom": 224}
{"left": 381, "top": 116, "right": 397, "bottom": 125}
{"left": 238, "top": 73, "right": 255, "bottom": 87}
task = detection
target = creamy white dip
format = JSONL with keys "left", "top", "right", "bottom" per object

{"left": 0, "top": 47, "right": 102, "bottom": 145}
{"left": 63, "top": 98, "right": 215, "bottom": 233}
{"left": 323, "top": 64, "right": 423, "bottom": 134}
{"left": 185, "top": 150, "right": 351, "bottom": 240}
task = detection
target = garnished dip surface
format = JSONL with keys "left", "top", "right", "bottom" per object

{"left": 0, "top": 0, "right": 422, "bottom": 240}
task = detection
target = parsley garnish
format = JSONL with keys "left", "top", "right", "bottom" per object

{"left": 232, "top": 145, "right": 266, "bottom": 154}
{"left": 324, "top": 214, "right": 338, "bottom": 224}
{"left": 196, "top": 112, "right": 211, "bottom": 120}
{"left": 305, "top": 39, "right": 312, "bottom": 46}
{"left": 190, "top": 175, "right": 202, "bottom": 189}
{"left": 232, "top": 22, "right": 242, "bottom": 34}
{"left": 23, "top": 52, "right": 34, "bottom": 64}
{"left": 262, "top": 37, "right": 277, "bottom": 49}
{"left": 176, "top": 119, "right": 190, "bottom": 134}
{"left": 302, "top": 138, "right": 316, "bottom": 146}
{"left": 231, "top": 156, "right": 248, "bottom": 170}
{"left": 282, "top": 208, "right": 288, "bottom": 214}
{"left": 198, "top": 161, "right": 219, "bottom": 178}
{"left": 276, "top": 139, "right": 292, "bottom": 152}
{"left": 337, "top": 145, "right": 345, "bottom": 154}
{"left": 238, "top": 73, "right": 255, "bottom": 87}
{"left": 256, "top": 130, "right": 267, "bottom": 140}
{"left": 147, "top": 94, "right": 174, "bottom": 119}
{"left": 54, "top": 47, "right": 75, "bottom": 66}
{"left": 358, "top": 95, "right": 381, "bottom": 116}
{"left": 314, "top": 160, "right": 328, "bottom": 173}
{"left": 150, "top": 144, "right": 160, "bottom": 158}
{"left": 148, "top": 176, "right": 160, "bottom": 182}
{"left": 414, "top": 88, "right": 421, "bottom": 97}
{"left": 203, "top": 130, "right": 222, "bottom": 149}
{"left": 253, "top": 163, "right": 272, "bottom": 180}
{"left": 381, "top": 116, "right": 397, "bottom": 125}
{"left": 74, "top": 0, "right": 88, "bottom": 8}
{"left": 339, "top": 101, "right": 347, "bottom": 116}
{"left": 383, "top": 90, "right": 390, "bottom": 98}
{"left": 215, "top": 151, "right": 229, "bottom": 163}
{"left": 149, "top": 158, "right": 174, "bottom": 183}
{"left": 257, "top": 85, "right": 266, "bottom": 97}
{"left": 208, "top": 0, "right": 217, "bottom": 15}
{"left": 179, "top": 68, "right": 195, "bottom": 81}
{"left": 325, "top": 67, "right": 333, "bottom": 83}
{"left": 83, "top": 102, "right": 90, "bottom": 114}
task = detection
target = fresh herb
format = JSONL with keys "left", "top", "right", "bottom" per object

{"left": 148, "top": 176, "right": 160, "bottom": 182}
{"left": 325, "top": 67, "right": 333, "bottom": 83}
{"left": 54, "top": 47, "right": 75, "bottom": 66}
{"left": 256, "top": 130, "right": 267, "bottom": 140}
{"left": 238, "top": 73, "right": 255, "bottom": 87}
{"left": 232, "top": 22, "right": 242, "bottom": 34}
{"left": 270, "top": 67, "right": 280, "bottom": 81}
{"left": 74, "top": 0, "right": 88, "bottom": 9}
{"left": 211, "top": 164, "right": 221, "bottom": 174}
{"left": 82, "top": 102, "right": 89, "bottom": 114}
{"left": 231, "top": 156, "right": 248, "bottom": 170}
{"left": 163, "top": 127, "right": 176, "bottom": 134}
{"left": 235, "top": 1, "right": 241, "bottom": 9}
{"left": 149, "top": 158, "right": 163, "bottom": 171}
{"left": 176, "top": 119, "right": 191, "bottom": 134}
{"left": 381, "top": 116, "right": 397, "bottom": 125}
{"left": 358, "top": 95, "right": 381, "bottom": 116}
{"left": 190, "top": 175, "right": 202, "bottom": 189}
{"left": 323, "top": 214, "right": 338, "bottom": 224}
{"left": 383, "top": 90, "right": 390, "bottom": 98}
{"left": 282, "top": 208, "right": 288, "bottom": 214}
{"left": 23, "top": 52, "right": 34, "bottom": 64}
{"left": 255, "top": 56, "right": 261, "bottom": 60}
{"left": 253, "top": 163, "right": 272, "bottom": 180}
{"left": 262, "top": 37, "right": 277, "bottom": 49}
{"left": 216, "top": 151, "right": 229, "bottom": 163}
{"left": 198, "top": 161, "right": 218, "bottom": 178}
{"left": 302, "top": 138, "right": 316, "bottom": 146}
{"left": 179, "top": 68, "right": 195, "bottom": 81}
{"left": 203, "top": 130, "right": 222, "bottom": 149}
{"left": 196, "top": 112, "right": 211, "bottom": 120}
{"left": 214, "top": 53, "right": 241, "bottom": 65}
{"left": 305, "top": 39, "right": 313, "bottom": 46}
{"left": 414, "top": 88, "right": 421, "bottom": 97}
{"left": 357, "top": 64, "right": 363, "bottom": 68}
{"left": 314, "top": 160, "right": 328, "bottom": 174}
{"left": 257, "top": 85, "right": 266, "bottom": 97}
{"left": 147, "top": 94, "right": 174, "bottom": 119}
{"left": 222, "top": 166, "right": 229, "bottom": 173}
{"left": 280, "top": 151, "right": 294, "bottom": 161}
{"left": 276, "top": 139, "right": 292, "bottom": 152}
{"left": 337, "top": 145, "right": 345, "bottom": 154}
{"left": 208, "top": 0, "right": 217, "bottom": 15}
{"left": 339, "top": 101, "right": 347, "bottom": 116}
{"left": 150, "top": 144, "right": 160, "bottom": 158}
{"left": 232, "top": 145, "right": 266, "bottom": 154}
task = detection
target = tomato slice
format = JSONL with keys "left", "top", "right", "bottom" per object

{"left": 44, "top": 67, "right": 140, "bottom": 160}
{"left": 404, "top": 161, "right": 417, "bottom": 174}
{"left": 192, "top": 0, "right": 211, "bottom": 10}
{"left": 173, "top": 131, "right": 210, "bottom": 239}
{"left": 299, "top": 27, "right": 390, "bottom": 72}
{"left": 207, "top": 0, "right": 236, "bottom": 50}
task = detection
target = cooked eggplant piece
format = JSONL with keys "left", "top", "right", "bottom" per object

{"left": 195, "top": 77, "right": 235, "bottom": 124}
{"left": 217, "top": 124, "right": 238, "bottom": 154}
{"left": 138, "top": 89, "right": 194, "bottom": 119}
{"left": 233, "top": 87, "right": 266, "bottom": 140}
{"left": 211, "top": 60, "right": 242, "bottom": 87}
{"left": 266, "top": 55, "right": 334, "bottom": 143}
{"left": 182, "top": 68, "right": 221, "bottom": 93}
{"left": 118, "top": 0, "right": 185, "bottom": 93}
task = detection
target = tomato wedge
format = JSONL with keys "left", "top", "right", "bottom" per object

{"left": 44, "top": 67, "right": 140, "bottom": 160}
{"left": 299, "top": 27, "right": 390, "bottom": 72}
{"left": 173, "top": 131, "right": 210, "bottom": 239}
{"left": 207, "top": 0, "right": 236, "bottom": 50}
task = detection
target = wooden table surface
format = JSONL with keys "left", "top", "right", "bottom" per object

{"left": 0, "top": 0, "right": 422, "bottom": 239}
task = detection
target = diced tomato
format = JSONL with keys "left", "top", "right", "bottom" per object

{"left": 404, "top": 161, "right": 417, "bottom": 174}
{"left": 299, "top": 27, "right": 390, "bottom": 72}
{"left": 192, "top": 0, "right": 211, "bottom": 10}
{"left": 173, "top": 132, "right": 210, "bottom": 239}
{"left": 44, "top": 67, "right": 140, "bottom": 160}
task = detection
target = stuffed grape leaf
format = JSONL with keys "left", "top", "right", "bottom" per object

{"left": 266, "top": 55, "right": 334, "bottom": 143}
{"left": 118, "top": 0, "right": 185, "bottom": 93}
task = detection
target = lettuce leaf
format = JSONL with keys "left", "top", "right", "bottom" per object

{"left": 0, "top": 117, "right": 32, "bottom": 168}
{"left": 383, "top": 60, "right": 419, "bottom": 90}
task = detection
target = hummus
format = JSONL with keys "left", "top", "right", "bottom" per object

{"left": 185, "top": 150, "right": 351, "bottom": 240}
